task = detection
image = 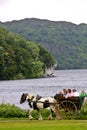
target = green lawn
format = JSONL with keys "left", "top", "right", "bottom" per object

{"left": 0, "top": 120, "right": 87, "bottom": 130}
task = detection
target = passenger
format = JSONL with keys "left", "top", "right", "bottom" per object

{"left": 58, "top": 89, "right": 67, "bottom": 95}
{"left": 79, "top": 90, "right": 87, "bottom": 97}
{"left": 65, "top": 89, "right": 73, "bottom": 98}
{"left": 54, "top": 90, "right": 63, "bottom": 100}
{"left": 58, "top": 90, "right": 63, "bottom": 95}
{"left": 56, "top": 90, "right": 63, "bottom": 97}
{"left": 79, "top": 90, "right": 87, "bottom": 106}
{"left": 63, "top": 89, "right": 67, "bottom": 97}
{"left": 72, "top": 89, "right": 79, "bottom": 96}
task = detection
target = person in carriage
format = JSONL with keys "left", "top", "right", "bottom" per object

{"left": 65, "top": 89, "right": 74, "bottom": 98}
{"left": 79, "top": 90, "right": 87, "bottom": 97}
{"left": 57, "top": 89, "right": 67, "bottom": 96}
{"left": 72, "top": 89, "right": 79, "bottom": 96}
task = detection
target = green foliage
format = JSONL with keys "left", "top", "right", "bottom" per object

{"left": 37, "top": 44, "right": 56, "bottom": 70}
{"left": 0, "top": 103, "right": 52, "bottom": 119}
{"left": 13, "top": 73, "right": 25, "bottom": 80}
{"left": 0, "top": 27, "right": 55, "bottom": 80}
{"left": 0, "top": 101, "right": 87, "bottom": 120}
{"left": 1, "top": 18, "right": 87, "bottom": 69}
{"left": 0, "top": 103, "right": 28, "bottom": 118}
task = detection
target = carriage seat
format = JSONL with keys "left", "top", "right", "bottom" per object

{"left": 54, "top": 94, "right": 65, "bottom": 100}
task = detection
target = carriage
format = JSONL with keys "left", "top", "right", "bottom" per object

{"left": 20, "top": 93, "right": 85, "bottom": 120}
{"left": 54, "top": 94, "right": 85, "bottom": 118}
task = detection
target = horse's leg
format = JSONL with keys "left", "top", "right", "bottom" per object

{"left": 55, "top": 104, "right": 62, "bottom": 120}
{"left": 48, "top": 109, "right": 53, "bottom": 120}
{"left": 29, "top": 109, "right": 33, "bottom": 120}
{"left": 38, "top": 110, "right": 43, "bottom": 120}
{"left": 50, "top": 104, "right": 62, "bottom": 120}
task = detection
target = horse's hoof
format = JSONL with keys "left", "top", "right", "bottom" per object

{"left": 29, "top": 118, "right": 33, "bottom": 120}
{"left": 38, "top": 118, "right": 43, "bottom": 120}
{"left": 29, "top": 116, "right": 33, "bottom": 120}
{"left": 55, "top": 117, "right": 62, "bottom": 120}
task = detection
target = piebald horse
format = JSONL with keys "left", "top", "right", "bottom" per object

{"left": 20, "top": 93, "right": 61, "bottom": 120}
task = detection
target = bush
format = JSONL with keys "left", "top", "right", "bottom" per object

{"left": 0, "top": 103, "right": 28, "bottom": 118}
{"left": 13, "top": 73, "right": 25, "bottom": 80}
{"left": 0, "top": 103, "right": 55, "bottom": 119}
{"left": 0, "top": 101, "right": 87, "bottom": 119}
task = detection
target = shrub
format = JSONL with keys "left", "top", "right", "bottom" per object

{"left": 0, "top": 103, "right": 54, "bottom": 119}
{"left": 0, "top": 100, "right": 87, "bottom": 120}
{"left": 0, "top": 103, "right": 28, "bottom": 118}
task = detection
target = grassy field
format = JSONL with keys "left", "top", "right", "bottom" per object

{"left": 0, "top": 120, "right": 87, "bottom": 130}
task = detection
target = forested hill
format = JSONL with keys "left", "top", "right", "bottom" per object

{"left": 0, "top": 27, "right": 56, "bottom": 80}
{"left": 0, "top": 18, "right": 87, "bottom": 69}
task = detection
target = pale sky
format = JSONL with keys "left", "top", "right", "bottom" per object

{"left": 0, "top": 0, "right": 87, "bottom": 24}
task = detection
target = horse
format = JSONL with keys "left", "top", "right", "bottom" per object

{"left": 20, "top": 93, "right": 62, "bottom": 120}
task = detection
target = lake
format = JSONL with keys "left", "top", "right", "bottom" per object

{"left": 0, "top": 69, "right": 87, "bottom": 109}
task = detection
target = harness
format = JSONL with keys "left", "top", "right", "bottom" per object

{"left": 27, "top": 95, "right": 42, "bottom": 108}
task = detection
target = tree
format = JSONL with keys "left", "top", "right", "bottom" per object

{"left": 0, "top": 27, "right": 56, "bottom": 80}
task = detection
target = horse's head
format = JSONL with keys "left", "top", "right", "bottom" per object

{"left": 20, "top": 93, "right": 28, "bottom": 104}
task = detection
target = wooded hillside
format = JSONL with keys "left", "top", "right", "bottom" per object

{"left": 0, "top": 27, "right": 56, "bottom": 80}
{"left": 0, "top": 18, "right": 87, "bottom": 69}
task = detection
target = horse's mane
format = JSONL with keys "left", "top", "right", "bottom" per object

{"left": 36, "top": 95, "right": 42, "bottom": 100}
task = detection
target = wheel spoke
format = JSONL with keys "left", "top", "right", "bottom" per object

{"left": 59, "top": 100, "right": 77, "bottom": 119}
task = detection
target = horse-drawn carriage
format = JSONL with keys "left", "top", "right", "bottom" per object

{"left": 54, "top": 94, "right": 85, "bottom": 119}
{"left": 20, "top": 93, "right": 85, "bottom": 120}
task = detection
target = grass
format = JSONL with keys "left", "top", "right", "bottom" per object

{"left": 0, "top": 120, "right": 87, "bottom": 130}
{"left": 0, "top": 102, "right": 87, "bottom": 130}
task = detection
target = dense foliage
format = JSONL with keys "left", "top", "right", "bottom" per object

{"left": 0, "top": 102, "right": 87, "bottom": 119}
{"left": 0, "top": 27, "right": 56, "bottom": 80}
{"left": 0, "top": 103, "right": 51, "bottom": 119}
{"left": 0, "top": 103, "right": 28, "bottom": 118}
{"left": 1, "top": 18, "right": 87, "bottom": 69}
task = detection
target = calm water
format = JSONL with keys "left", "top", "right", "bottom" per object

{"left": 0, "top": 69, "right": 87, "bottom": 109}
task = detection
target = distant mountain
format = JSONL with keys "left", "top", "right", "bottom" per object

{"left": 1, "top": 18, "right": 87, "bottom": 69}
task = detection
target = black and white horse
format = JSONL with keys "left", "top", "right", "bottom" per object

{"left": 20, "top": 93, "right": 61, "bottom": 120}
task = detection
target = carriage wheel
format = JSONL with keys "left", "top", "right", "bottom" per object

{"left": 59, "top": 100, "right": 77, "bottom": 119}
